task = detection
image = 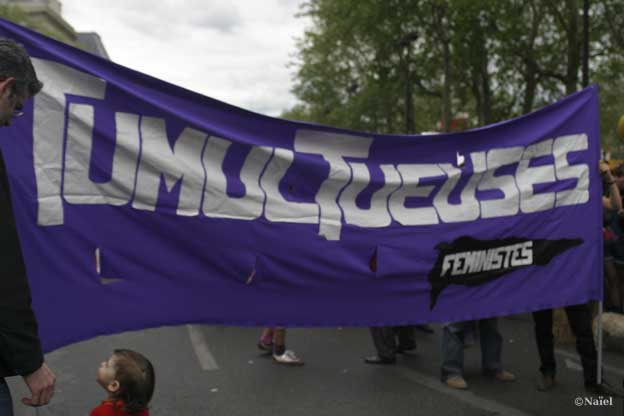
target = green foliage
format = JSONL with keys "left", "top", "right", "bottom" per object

{"left": 285, "top": 0, "right": 623, "bottom": 150}
{"left": 286, "top": 0, "right": 433, "bottom": 134}
{"left": 595, "top": 60, "right": 624, "bottom": 156}
{"left": 0, "top": 5, "right": 30, "bottom": 28}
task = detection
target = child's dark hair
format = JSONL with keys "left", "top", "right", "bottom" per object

{"left": 111, "top": 349, "right": 155, "bottom": 414}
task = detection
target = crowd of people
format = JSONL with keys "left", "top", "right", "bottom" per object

{"left": 267, "top": 314, "right": 603, "bottom": 395}
{"left": 0, "top": 37, "right": 619, "bottom": 415}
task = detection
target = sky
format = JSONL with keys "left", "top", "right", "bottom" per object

{"left": 61, "top": 0, "right": 309, "bottom": 116}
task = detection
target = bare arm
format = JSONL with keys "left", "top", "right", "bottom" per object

{"left": 600, "top": 161, "right": 623, "bottom": 212}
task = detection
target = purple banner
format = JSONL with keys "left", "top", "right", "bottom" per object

{"left": 0, "top": 19, "right": 602, "bottom": 352}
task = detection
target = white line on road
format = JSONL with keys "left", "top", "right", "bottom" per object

{"left": 187, "top": 325, "right": 219, "bottom": 371}
{"left": 556, "top": 348, "right": 624, "bottom": 377}
{"left": 396, "top": 368, "right": 533, "bottom": 416}
{"left": 565, "top": 358, "right": 583, "bottom": 372}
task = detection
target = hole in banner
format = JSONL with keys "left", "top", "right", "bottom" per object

{"left": 95, "top": 247, "right": 123, "bottom": 285}
{"left": 369, "top": 248, "right": 378, "bottom": 273}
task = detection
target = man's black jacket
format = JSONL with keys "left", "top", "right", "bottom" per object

{"left": 0, "top": 149, "right": 43, "bottom": 378}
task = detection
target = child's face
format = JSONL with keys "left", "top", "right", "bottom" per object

{"left": 97, "top": 355, "right": 120, "bottom": 393}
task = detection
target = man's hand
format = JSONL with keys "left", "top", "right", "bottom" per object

{"left": 21, "top": 362, "right": 55, "bottom": 406}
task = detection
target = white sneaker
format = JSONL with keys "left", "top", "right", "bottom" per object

{"left": 273, "top": 349, "right": 304, "bottom": 366}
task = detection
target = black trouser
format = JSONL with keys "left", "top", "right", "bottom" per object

{"left": 369, "top": 326, "right": 415, "bottom": 359}
{"left": 532, "top": 304, "right": 597, "bottom": 386}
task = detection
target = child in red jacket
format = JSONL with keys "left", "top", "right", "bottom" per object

{"left": 90, "top": 349, "right": 155, "bottom": 416}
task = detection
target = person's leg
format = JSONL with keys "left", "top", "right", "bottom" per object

{"left": 611, "top": 241, "right": 624, "bottom": 311}
{"left": 365, "top": 327, "right": 397, "bottom": 363}
{"left": 532, "top": 308, "right": 556, "bottom": 376}
{"left": 257, "top": 327, "right": 274, "bottom": 351}
{"left": 479, "top": 318, "right": 514, "bottom": 381}
{"left": 440, "top": 322, "right": 466, "bottom": 384}
{"left": 604, "top": 258, "right": 620, "bottom": 310}
{"left": 395, "top": 326, "right": 416, "bottom": 352}
{"left": 272, "top": 328, "right": 286, "bottom": 355}
{"left": 272, "top": 328, "right": 304, "bottom": 365}
{"left": 0, "top": 379, "right": 14, "bottom": 416}
{"left": 564, "top": 304, "right": 598, "bottom": 388}
{"left": 616, "top": 262, "right": 624, "bottom": 312}
{"left": 479, "top": 318, "right": 502, "bottom": 374}
{"left": 532, "top": 308, "right": 557, "bottom": 390}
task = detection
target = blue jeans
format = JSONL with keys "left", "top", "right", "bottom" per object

{"left": 0, "top": 379, "right": 13, "bottom": 416}
{"left": 440, "top": 318, "right": 502, "bottom": 381}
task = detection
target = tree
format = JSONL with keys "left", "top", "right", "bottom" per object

{"left": 289, "top": 0, "right": 440, "bottom": 134}
{"left": 285, "top": 0, "right": 624, "bottom": 149}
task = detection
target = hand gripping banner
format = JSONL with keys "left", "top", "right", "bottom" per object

{"left": 0, "top": 19, "right": 601, "bottom": 352}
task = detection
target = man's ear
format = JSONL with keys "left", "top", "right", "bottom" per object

{"left": 0, "top": 78, "right": 15, "bottom": 96}
{"left": 107, "top": 380, "right": 120, "bottom": 393}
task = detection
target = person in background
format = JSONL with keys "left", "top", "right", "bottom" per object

{"left": 364, "top": 326, "right": 417, "bottom": 365}
{"left": 363, "top": 253, "right": 418, "bottom": 365}
{"left": 258, "top": 328, "right": 304, "bottom": 365}
{"left": 440, "top": 319, "right": 516, "bottom": 390}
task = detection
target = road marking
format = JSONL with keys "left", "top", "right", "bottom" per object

{"left": 187, "top": 325, "right": 219, "bottom": 371}
{"left": 556, "top": 348, "right": 624, "bottom": 377}
{"left": 396, "top": 368, "right": 533, "bottom": 416}
{"left": 565, "top": 358, "right": 583, "bottom": 372}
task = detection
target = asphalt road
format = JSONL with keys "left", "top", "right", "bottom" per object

{"left": 6, "top": 314, "right": 624, "bottom": 415}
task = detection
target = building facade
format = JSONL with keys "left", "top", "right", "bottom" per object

{"left": 0, "top": 0, "right": 109, "bottom": 59}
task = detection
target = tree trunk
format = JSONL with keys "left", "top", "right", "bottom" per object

{"left": 565, "top": 0, "right": 580, "bottom": 94}
{"left": 522, "top": 1, "right": 541, "bottom": 114}
{"left": 432, "top": 1, "right": 452, "bottom": 132}
{"left": 480, "top": 50, "right": 492, "bottom": 125}
{"left": 523, "top": 72, "right": 538, "bottom": 115}
{"left": 582, "top": 0, "right": 589, "bottom": 87}
{"left": 471, "top": 70, "right": 483, "bottom": 126}
{"left": 442, "top": 34, "right": 452, "bottom": 132}
{"left": 405, "top": 50, "right": 415, "bottom": 134}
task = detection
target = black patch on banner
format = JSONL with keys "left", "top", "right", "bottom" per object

{"left": 428, "top": 236, "right": 582, "bottom": 310}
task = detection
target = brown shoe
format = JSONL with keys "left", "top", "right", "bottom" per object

{"left": 494, "top": 370, "right": 516, "bottom": 382}
{"left": 445, "top": 376, "right": 468, "bottom": 390}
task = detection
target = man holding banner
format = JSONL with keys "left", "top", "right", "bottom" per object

{"left": 0, "top": 38, "right": 55, "bottom": 414}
